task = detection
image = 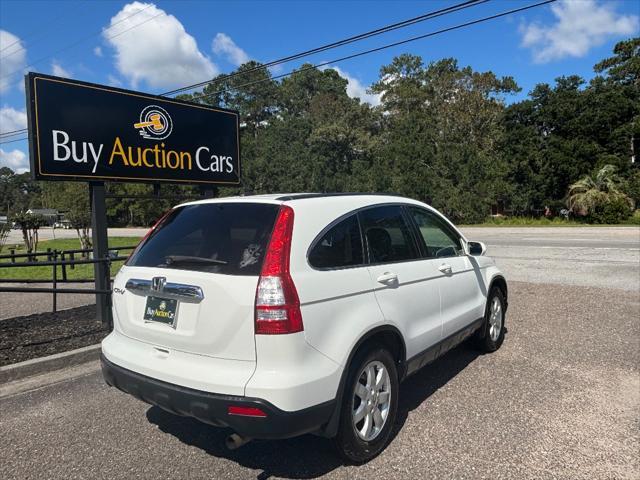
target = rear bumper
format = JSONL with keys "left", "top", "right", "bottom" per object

{"left": 101, "top": 354, "right": 335, "bottom": 439}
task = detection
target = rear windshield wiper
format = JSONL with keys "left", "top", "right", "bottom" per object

{"left": 163, "top": 255, "right": 228, "bottom": 266}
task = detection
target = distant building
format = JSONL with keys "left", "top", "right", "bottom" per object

{"left": 26, "top": 208, "right": 60, "bottom": 226}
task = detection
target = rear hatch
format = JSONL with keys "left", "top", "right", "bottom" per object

{"left": 112, "top": 202, "right": 280, "bottom": 361}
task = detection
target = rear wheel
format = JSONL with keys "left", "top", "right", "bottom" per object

{"left": 474, "top": 287, "right": 506, "bottom": 352}
{"left": 334, "top": 346, "right": 398, "bottom": 464}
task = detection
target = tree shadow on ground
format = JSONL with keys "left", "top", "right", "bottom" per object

{"left": 146, "top": 344, "right": 480, "bottom": 479}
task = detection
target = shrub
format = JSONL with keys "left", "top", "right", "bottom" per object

{"left": 623, "top": 209, "right": 640, "bottom": 225}
{"left": 588, "top": 197, "right": 633, "bottom": 224}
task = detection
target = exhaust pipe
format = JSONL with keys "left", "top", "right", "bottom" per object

{"left": 225, "top": 433, "right": 252, "bottom": 450}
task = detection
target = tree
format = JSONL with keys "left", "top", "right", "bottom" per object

{"left": 371, "top": 56, "right": 519, "bottom": 223}
{"left": 0, "top": 168, "right": 40, "bottom": 216}
{"left": 65, "top": 210, "right": 92, "bottom": 250}
{"left": 0, "top": 222, "right": 10, "bottom": 253}
{"left": 567, "top": 165, "right": 634, "bottom": 222}
{"left": 11, "top": 212, "right": 47, "bottom": 255}
{"left": 503, "top": 37, "right": 640, "bottom": 214}
{"left": 594, "top": 37, "right": 639, "bottom": 86}
{"left": 1, "top": 40, "right": 638, "bottom": 225}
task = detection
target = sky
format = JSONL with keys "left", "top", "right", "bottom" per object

{"left": 1, "top": 0, "right": 638, "bottom": 173}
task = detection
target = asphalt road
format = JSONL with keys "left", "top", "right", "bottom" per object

{"left": 2, "top": 226, "right": 638, "bottom": 318}
{"left": 461, "top": 226, "right": 640, "bottom": 292}
{"left": 1, "top": 228, "right": 639, "bottom": 479}
{"left": 4, "top": 227, "right": 147, "bottom": 244}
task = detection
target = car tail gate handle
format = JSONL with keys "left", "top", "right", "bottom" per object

{"left": 125, "top": 278, "right": 205, "bottom": 303}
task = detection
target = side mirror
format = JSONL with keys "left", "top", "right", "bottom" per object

{"left": 468, "top": 241, "right": 487, "bottom": 256}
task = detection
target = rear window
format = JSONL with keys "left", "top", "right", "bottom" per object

{"left": 359, "top": 205, "right": 419, "bottom": 264}
{"left": 127, "top": 203, "right": 279, "bottom": 276}
{"left": 308, "top": 214, "right": 364, "bottom": 269}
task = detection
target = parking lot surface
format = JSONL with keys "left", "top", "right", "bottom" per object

{"left": 1, "top": 227, "right": 638, "bottom": 479}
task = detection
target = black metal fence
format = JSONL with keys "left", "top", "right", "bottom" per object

{"left": 0, "top": 245, "right": 137, "bottom": 315}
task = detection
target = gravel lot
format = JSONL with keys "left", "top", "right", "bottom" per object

{"left": 0, "top": 305, "right": 107, "bottom": 366}
{"left": 1, "top": 227, "right": 638, "bottom": 479}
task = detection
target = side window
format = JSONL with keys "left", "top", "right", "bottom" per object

{"left": 408, "top": 207, "right": 463, "bottom": 258}
{"left": 308, "top": 214, "right": 364, "bottom": 269}
{"left": 359, "top": 205, "right": 419, "bottom": 264}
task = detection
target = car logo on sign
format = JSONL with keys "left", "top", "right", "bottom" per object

{"left": 133, "top": 105, "right": 173, "bottom": 140}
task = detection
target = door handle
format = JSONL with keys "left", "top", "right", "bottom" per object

{"left": 376, "top": 272, "right": 398, "bottom": 285}
{"left": 438, "top": 264, "right": 453, "bottom": 275}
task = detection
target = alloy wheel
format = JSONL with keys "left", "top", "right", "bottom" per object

{"left": 352, "top": 360, "right": 392, "bottom": 441}
{"left": 489, "top": 296, "right": 503, "bottom": 342}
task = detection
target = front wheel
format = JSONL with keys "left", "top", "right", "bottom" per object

{"left": 473, "top": 287, "right": 506, "bottom": 352}
{"left": 333, "top": 346, "right": 398, "bottom": 464}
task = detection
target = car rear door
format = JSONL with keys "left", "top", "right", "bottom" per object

{"left": 111, "top": 202, "right": 280, "bottom": 362}
{"left": 362, "top": 205, "right": 442, "bottom": 359}
{"left": 406, "top": 206, "right": 485, "bottom": 338}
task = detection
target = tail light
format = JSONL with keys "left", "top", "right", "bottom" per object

{"left": 125, "top": 209, "right": 173, "bottom": 264}
{"left": 254, "top": 205, "right": 303, "bottom": 334}
{"left": 227, "top": 406, "right": 267, "bottom": 418}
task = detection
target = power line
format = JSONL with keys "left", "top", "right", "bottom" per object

{"left": 0, "top": 133, "right": 27, "bottom": 142}
{"left": 0, "top": 128, "right": 28, "bottom": 137}
{"left": 0, "top": 137, "right": 28, "bottom": 145}
{"left": 0, "top": 4, "right": 158, "bottom": 81}
{"left": 2, "top": 0, "right": 485, "bottom": 139}
{"left": 190, "top": 0, "right": 556, "bottom": 104}
{"left": 1, "top": 0, "right": 555, "bottom": 144}
{"left": 0, "top": 6, "right": 82, "bottom": 56}
{"left": 162, "top": 0, "right": 489, "bottom": 96}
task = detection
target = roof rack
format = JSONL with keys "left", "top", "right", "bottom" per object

{"left": 275, "top": 192, "right": 403, "bottom": 201}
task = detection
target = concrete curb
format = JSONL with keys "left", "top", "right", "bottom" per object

{"left": 0, "top": 344, "right": 101, "bottom": 384}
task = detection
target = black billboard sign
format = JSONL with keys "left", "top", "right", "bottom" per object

{"left": 25, "top": 72, "right": 240, "bottom": 185}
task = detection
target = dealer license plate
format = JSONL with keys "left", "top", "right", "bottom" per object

{"left": 143, "top": 296, "right": 178, "bottom": 326}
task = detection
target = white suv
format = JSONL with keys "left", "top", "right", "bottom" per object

{"left": 101, "top": 193, "right": 507, "bottom": 463}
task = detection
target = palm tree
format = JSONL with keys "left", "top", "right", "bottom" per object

{"left": 567, "top": 164, "right": 633, "bottom": 215}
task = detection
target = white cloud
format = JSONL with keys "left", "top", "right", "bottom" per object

{"left": 212, "top": 33, "right": 250, "bottom": 67}
{"left": 0, "top": 148, "right": 29, "bottom": 173}
{"left": 519, "top": 0, "right": 639, "bottom": 63}
{"left": 107, "top": 74, "right": 123, "bottom": 87}
{"left": 104, "top": 1, "right": 217, "bottom": 90}
{"left": 0, "top": 106, "right": 27, "bottom": 133}
{"left": 94, "top": 46, "right": 103, "bottom": 57}
{"left": 322, "top": 66, "right": 381, "bottom": 106}
{"left": 0, "top": 30, "right": 27, "bottom": 93}
{"left": 51, "top": 61, "right": 72, "bottom": 78}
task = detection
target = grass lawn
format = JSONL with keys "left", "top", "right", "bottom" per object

{"left": 0, "top": 237, "right": 142, "bottom": 281}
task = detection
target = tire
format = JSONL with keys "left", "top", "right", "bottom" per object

{"left": 473, "top": 286, "right": 506, "bottom": 352}
{"left": 333, "top": 345, "right": 399, "bottom": 464}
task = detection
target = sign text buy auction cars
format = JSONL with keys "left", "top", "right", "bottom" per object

{"left": 25, "top": 73, "right": 240, "bottom": 185}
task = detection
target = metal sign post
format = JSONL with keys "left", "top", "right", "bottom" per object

{"left": 90, "top": 182, "right": 111, "bottom": 327}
